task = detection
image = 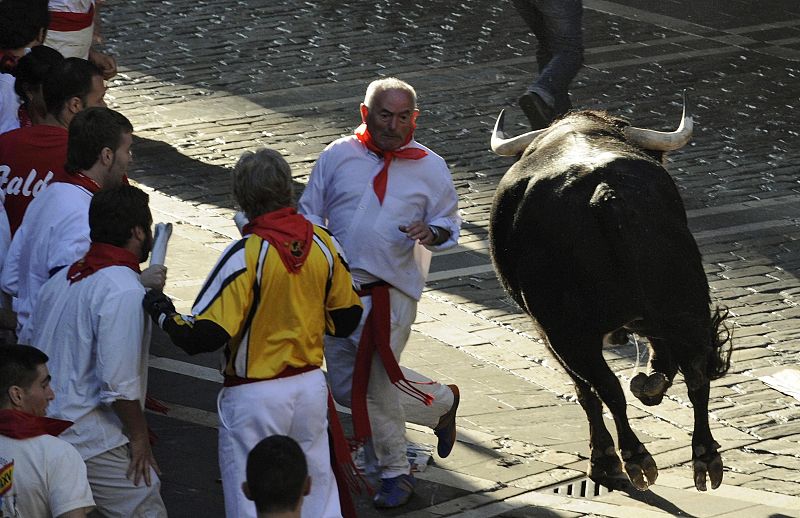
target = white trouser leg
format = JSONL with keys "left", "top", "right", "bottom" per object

{"left": 217, "top": 369, "right": 341, "bottom": 518}
{"left": 325, "top": 289, "right": 454, "bottom": 479}
{"left": 84, "top": 444, "right": 167, "bottom": 518}
{"left": 45, "top": 25, "right": 93, "bottom": 59}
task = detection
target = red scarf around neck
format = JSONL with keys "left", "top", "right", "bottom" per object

{"left": 62, "top": 172, "right": 102, "bottom": 194}
{"left": 61, "top": 171, "right": 130, "bottom": 194}
{"left": 0, "top": 409, "right": 72, "bottom": 439}
{"left": 67, "top": 242, "right": 141, "bottom": 284}
{"left": 243, "top": 208, "right": 314, "bottom": 274}
{"left": 354, "top": 124, "right": 427, "bottom": 204}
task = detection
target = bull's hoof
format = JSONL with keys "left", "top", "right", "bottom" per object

{"left": 693, "top": 441, "right": 723, "bottom": 491}
{"left": 587, "top": 446, "right": 627, "bottom": 490}
{"left": 630, "top": 372, "right": 671, "bottom": 406}
{"left": 621, "top": 445, "right": 658, "bottom": 491}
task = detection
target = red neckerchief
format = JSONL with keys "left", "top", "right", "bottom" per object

{"left": 60, "top": 172, "right": 129, "bottom": 193}
{"left": 48, "top": 4, "right": 95, "bottom": 32}
{"left": 243, "top": 208, "right": 313, "bottom": 274}
{"left": 350, "top": 283, "right": 434, "bottom": 443}
{"left": 62, "top": 172, "right": 102, "bottom": 194}
{"left": 67, "top": 242, "right": 141, "bottom": 284}
{"left": 0, "top": 409, "right": 72, "bottom": 439}
{"left": 354, "top": 124, "right": 427, "bottom": 204}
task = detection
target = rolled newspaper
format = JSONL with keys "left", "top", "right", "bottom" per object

{"left": 150, "top": 222, "right": 173, "bottom": 266}
{"left": 233, "top": 211, "right": 249, "bottom": 235}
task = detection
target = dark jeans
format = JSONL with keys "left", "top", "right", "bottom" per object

{"left": 512, "top": 0, "right": 584, "bottom": 116}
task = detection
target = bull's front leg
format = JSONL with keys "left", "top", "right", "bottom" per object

{"left": 630, "top": 337, "right": 676, "bottom": 406}
{"left": 571, "top": 376, "right": 626, "bottom": 488}
{"left": 552, "top": 332, "right": 657, "bottom": 491}
{"left": 687, "top": 378, "right": 723, "bottom": 490}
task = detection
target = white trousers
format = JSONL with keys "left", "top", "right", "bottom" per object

{"left": 217, "top": 369, "right": 341, "bottom": 518}
{"left": 325, "top": 288, "right": 454, "bottom": 479}
{"left": 85, "top": 444, "right": 167, "bottom": 518}
{"left": 45, "top": 24, "right": 93, "bottom": 59}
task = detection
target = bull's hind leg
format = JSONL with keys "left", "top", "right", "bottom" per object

{"left": 547, "top": 330, "right": 657, "bottom": 491}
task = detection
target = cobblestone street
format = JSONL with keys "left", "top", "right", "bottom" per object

{"left": 95, "top": 0, "right": 800, "bottom": 515}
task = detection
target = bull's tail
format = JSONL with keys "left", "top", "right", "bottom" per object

{"left": 588, "top": 181, "right": 647, "bottom": 304}
{"left": 590, "top": 182, "right": 733, "bottom": 381}
{"left": 707, "top": 306, "right": 732, "bottom": 380}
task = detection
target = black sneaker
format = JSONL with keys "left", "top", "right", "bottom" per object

{"left": 519, "top": 91, "right": 555, "bottom": 130}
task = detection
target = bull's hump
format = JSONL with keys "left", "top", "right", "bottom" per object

{"left": 551, "top": 133, "right": 622, "bottom": 170}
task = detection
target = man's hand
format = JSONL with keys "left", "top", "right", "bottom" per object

{"left": 399, "top": 221, "right": 437, "bottom": 245}
{"left": 142, "top": 290, "right": 176, "bottom": 328}
{"left": 140, "top": 265, "right": 167, "bottom": 291}
{"left": 127, "top": 434, "right": 161, "bottom": 487}
{"left": 88, "top": 49, "right": 117, "bottom": 79}
{"left": 112, "top": 399, "right": 161, "bottom": 487}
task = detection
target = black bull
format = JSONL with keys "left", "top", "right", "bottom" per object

{"left": 488, "top": 98, "right": 732, "bottom": 492}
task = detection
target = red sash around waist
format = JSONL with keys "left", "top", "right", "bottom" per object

{"left": 49, "top": 4, "right": 95, "bottom": 32}
{"left": 351, "top": 282, "right": 433, "bottom": 443}
{"left": 223, "top": 364, "right": 318, "bottom": 387}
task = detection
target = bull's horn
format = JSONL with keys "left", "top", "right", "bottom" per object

{"left": 490, "top": 109, "right": 548, "bottom": 156}
{"left": 624, "top": 91, "right": 693, "bottom": 151}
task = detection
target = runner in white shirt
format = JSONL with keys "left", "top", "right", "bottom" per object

{"left": 4, "top": 182, "right": 93, "bottom": 343}
{"left": 0, "top": 344, "right": 95, "bottom": 518}
{"left": 1, "top": 107, "right": 165, "bottom": 343}
{"left": 298, "top": 77, "right": 462, "bottom": 509}
{"left": 31, "top": 185, "right": 167, "bottom": 517}
{"left": 46, "top": 0, "right": 117, "bottom": 78}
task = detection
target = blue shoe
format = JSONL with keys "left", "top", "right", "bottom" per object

{"left": 434, "top": 384, "right": 459, "bottom": 458}
{"left": 373, "top": 473, "right": 416, "bottom": 508}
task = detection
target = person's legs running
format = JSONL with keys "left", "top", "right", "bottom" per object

{"left": 512, "top": 0, "right": 552, "bottom": 73}
{"left": 289, "top": 369, "right": 342, "bottom": 518}
{"left": 217, "top": 381, "right": 294, "bottom": 518}
{"left": 369, "top": 290, "right": 459, "bottom": 474}
{"left": 531, "top": 0, "right": 584, "bottom": 115}
{"left": 324, "top": 334, "right": 361, "bottom": 409}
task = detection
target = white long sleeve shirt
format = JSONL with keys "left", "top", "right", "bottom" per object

{"left": 1, "top": 182, "right": 93, "bottom": 342}
{"left": 31, "top": 266, "right": 151, "bottom": 460}
{"left": 299, "top": 135, "right": 461, "bottom": 301}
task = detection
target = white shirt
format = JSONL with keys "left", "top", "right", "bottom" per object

{"left": 0, "top": 74, "right": 20, "bottom": 136}
{"left": 0, "top": 191, "right": 9, "bottom": 300}
{"left": 299, "top": 135, "right": 460, "bottom": 300}
{"left": 31, "top": 265, "right": 151, "bottom": 460}
{"left": 0, "top": 433, "right": 94, "bottom": 517}
{"left": 48, "top": 0, "right": 94, "bottom": 12}
{"left": 1, "top": 182, "right": 92, "bottom": 342}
